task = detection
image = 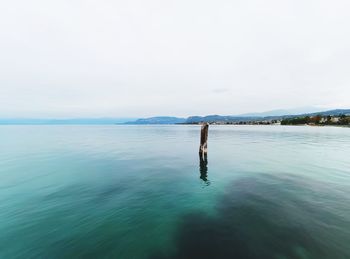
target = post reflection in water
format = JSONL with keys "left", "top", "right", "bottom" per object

{"left": 199, "top": 153, "right": 210, "bottom": 185}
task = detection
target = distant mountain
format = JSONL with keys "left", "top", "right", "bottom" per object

{"left": 2, "top": 109, "right": 349, "bottom": 125}
{"left": 125, "top": 117, "right": 186, "bottom": 125}
{"left": 185, "top": 115, "right": 260, "bottom": 124}
{"left": 237, "top": 107, "right": 328, "bottom": 117}
{"left": 125, "top": 115, "right": 258, "bottom": 125}
{"left": 124, "top": 109, "right": 350, "bottom": 125}
{"left": 185, "top": 109, "right": 350, "bottom": 123}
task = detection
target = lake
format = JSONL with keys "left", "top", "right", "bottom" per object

{"left": 1, "top": 125, "right": 350, "bottom": 259}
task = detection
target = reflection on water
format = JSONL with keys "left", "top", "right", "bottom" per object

{"left": 199, "top": 153, "right": 210, "bottom": 185}
{"left": 150, "top": 176, "right": 350, "bottom": 259}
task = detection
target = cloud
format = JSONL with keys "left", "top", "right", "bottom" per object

{"left": 0, "top": 0, "right": 349, "bottom": 117}
{"left": 212, "top": 88, "right": 230, "bottom": 94}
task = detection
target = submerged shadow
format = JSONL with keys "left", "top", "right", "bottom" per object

{"left": 199, "top": 153, "right": 209, "bottom": 185}
{"left": 149, "top": 176, "right": 349, "bottom": 259}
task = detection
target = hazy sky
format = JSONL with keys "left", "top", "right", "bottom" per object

{"left": 1, "top": 0, "right": 349, "bottom": 118}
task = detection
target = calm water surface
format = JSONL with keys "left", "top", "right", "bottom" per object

{"left": 1, "top": 125, "right": 350, "bottom": 259}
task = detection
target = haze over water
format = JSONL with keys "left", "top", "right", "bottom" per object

{"left": 1, "top": 125, "right": 350, "bottom": 258}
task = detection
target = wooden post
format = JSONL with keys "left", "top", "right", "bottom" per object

{"left": 199, "top": 123, "right": 209, "bottom": 157}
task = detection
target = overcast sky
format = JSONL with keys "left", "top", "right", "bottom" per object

{"left": 1, "top": 0, "right": 349, "bottom": 118}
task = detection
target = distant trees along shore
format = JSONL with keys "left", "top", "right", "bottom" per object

{"left": 281, "top": 115, "right": 350, "bottom": 126}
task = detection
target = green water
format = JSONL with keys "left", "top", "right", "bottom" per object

{"left": 0, "top": 125, "right": 350, "bottom": 258}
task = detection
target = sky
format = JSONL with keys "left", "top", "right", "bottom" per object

{"left": 1, "top": 0, "right": 350, "bottom": 118}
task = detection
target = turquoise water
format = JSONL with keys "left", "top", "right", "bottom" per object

{"left": 1, "top": 125, "right": 350, "bottom": 258}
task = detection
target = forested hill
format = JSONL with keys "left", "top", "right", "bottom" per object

{"left": 124, "top": 109, "right": 350, "bottom": 124}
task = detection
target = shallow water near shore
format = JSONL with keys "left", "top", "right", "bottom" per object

{"left": 1, "top": 125, "right": 350, "bottom": 259}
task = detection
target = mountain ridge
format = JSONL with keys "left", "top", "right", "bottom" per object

{"left": 125, "top": 109, "right": 350, "bottom": 124}
{"left": 1, "top": 109, "right": 349, "bottom": 125}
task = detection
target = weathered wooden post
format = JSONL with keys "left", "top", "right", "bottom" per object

{"left": 199, "top": 123, "right": 209, "bottom": 157}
